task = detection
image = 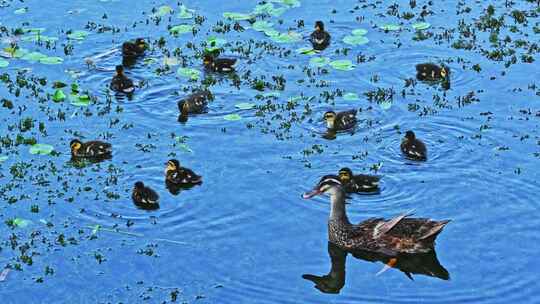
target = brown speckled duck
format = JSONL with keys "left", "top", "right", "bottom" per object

{"left": 70, "top": 139, "right": 112, "bottom": 160}
{"left": 338, "top": 167, "right": 380, "bottom": 194}
{"left": 303, "top": 176, "right": 450, "bottom": 255}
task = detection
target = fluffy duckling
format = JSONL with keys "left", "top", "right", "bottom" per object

{"left": 165, "top": 159, "right": 203, "bottom": 186}
{"left": 122, "top": 38, "right": 148, "bottom": 58}
{"left": 177, "top": 90, "right": 212, "bottom": 123}
{"left": 110, "top": 65, "right": 135, "bottom": 93}
{"left": 132, "top": 182, "right": 159, "bottom": 210}
{"left": 323, "top": 110, "right": 357, "bottom": 132}
{"left": 70, "top": 139, "right": 112, "bottom": 159}
{"left": 400, "top": 130, "right": 427, "bottom": 161}
{"left": 203, "top": 54, "right": 237, "bottom": 72}
{"left": 416, "top": 63, "right": 450, "bottom": 89}
{"left": 338, "top": 167, "right": 380, "bottom": 194}
{"left": 310, "top": 21, "right": 331, "bottom": 51}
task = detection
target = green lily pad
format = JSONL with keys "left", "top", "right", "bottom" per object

{"left": 52, "top": 89, "right": 66, "bottom": 102}
{"left": 143, "top": 58, "right": 158, "bottom": 65}
{"left": 271, "top": 0, "right": 301, "bottom": 7}
{"left": 24, "top": 27, "right": 46, "bottom": 34}
{"left": 380, "top": 100, "right": 393, "bottom": 110}
{"left": 155, "top": 5, "right": 173, "bottom": 17}
{"left": 169, "top": 24, "right": 193, "bottom": 35}
{"left": 309, "top": 56, "right": 330, "bottom": 67}
{"left": 380, "top": 24, "right": 401, "bottom": 31}
{"left": 223, "top": 114, "right": 242, "bottom": 121}
{"left": 0, "top": 59, "right": 8, "bottom": 68}
{"left": 178, "top": 5, "right": 194, "bottom": 19}
{"left": 29, "top": 143, "right": 54, "bottom": 155}
{"left": 296, "top": 47, "right": 317, "bottom": 55}
{"left": 70, "top": 94, "right": 91, "bottom": 106}
{"left": 40, "top": 56, "right": 64, "bottom": 65}
{"left": 207, "top": 36, "right": 227, "bottom": 48}
{"left": 412, "top": 22, "right": 431, "bottom": 30}
{"left": 263, "top": 29, "right": 280, "bottom": 37}
{"left": 14, "top": 7, "right": 28, "bottom": 14}
{"left": 0, "top": 156, "right": 8, "bottom": 162}
{"left": 252, "top": 21, "right": 274, "bottom": 32}
{"left": 67, "top": 30, "right": 89, "bottom": 40}
{"left": 352, "top": 28, "right": 368, "bottom": 36}
{"left": 329, "top": 59, "right": 355, "bottom": 71}
{"left": 21, "top": 51, "right": 48, "bottom": 62}
{"left": 235, "top": 102, "right": 256, "bottom": 110}
{"left": 12, "top": 218, "right": 31, "bottom": 228}
{"left": 178, "top": 143, "right": 193, "bottom": 153}
{"left": 343, "top": 92, "right": 359, "bottom": 101}
{"left": 4, "top": 47, "right": 28, "bottom": 58}
{"left": 21, "top": 34, "right": 58, "bottom": 43}
{"left": 262, "top": 92, "right": 281, "bottom": 98}
{"left": 343, "top": 35, "right": 369, "bottom": 46}
{"left": 254, "top": 3, "right": 287, "bottom": 16}
{"left": 223, "top": 12, "right": 252, "bottom": 21}
{"left": 163, "top": 57, "right": 179, "bottom": 66}
{"left": 177, "top": 68, "right": 200, "bottom": 80}
{"left": 270, "top": 31, "right": 301, "bottom": 43}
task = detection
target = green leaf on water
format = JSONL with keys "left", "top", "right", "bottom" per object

{"left": 343, "top": 92, "right": 359, "bottom": 101}
{"left": 262, "top": 92, "right": 281, "bottom": 98}
{"left": 91, "top": 224, "right": 101, "bottom": 236}
{"left": 329, "top": 59, "right": 355, "bottom": 71}
{"left": 155, "top": 5, "right": 173, "bottom": 17}
{"left": 263, "top": 29, "right": 280, "bottom": 37}
{"left": 270, "top": 31, "right": 301, "bottom": 43}
{"left": 0, "top": 156, "right": 8, "bottom": 163}
{"left": 29, "top": 144, "right": 54, "bottom": 155}
{"left": 352, "top": 28, "right": 368, "bottom": 36}
{"left": 271, "top": 0, "right": 301, "bottom": 7}
{"left": 412, "top": 22, "right": 431, "bottom": 30}
{"left": 379, "top": 100, "right": 393, "bottom": 110}
{"left": 252, "top": 20, "right": 274, "bottom": 32}
{"left": 235, "top": 102, "right": 256, "bottom": 110}
{"left": 177, "top": 68, "right": 200, "bottom": 80}
{"left": 21, "top": 52, "right": 47, "bottom": 62}
{"left": 177, "top": 5, "right": 194, "bottom": 19}
{"left": 14, "top": 7, "right": 28, "bottom": 14}
{"left": 254, "top": 3, "right": 287, "bottom": 16}
{"left": 143, "top": 58, "right": 157, "bottom": 65}
{"left": 223, "top": 114, "right": 242, "bottom": 121}
{"left": 296, "top": 47, "right": 317, "bottom": 55}
{"left": 70, "top": 94, "right": 91, "bottom": 106}
{"left": 343, "top": 35, "right": 369, "bottom": 46}
{"left": 178, "top": 144, "right": 193, "bottom": 153}
{"left": 169, "top": 24, "right": 193, "bottom": 35}
{"left": 40, "top": 56, "right": 64, "bottom": 65}
{"left": 67, "top": 30, "right": 89, "bottom": 40}
{"left": 207, "top": 36, "right": 227, "bottom": 48}
{"left": 52, "top": 89, "right": 66, "bottom": 102}
{"left": 222, "top": 12, "right": 252, "bottom": 21}
{"left": 0, "top": 59, "right": 8, "bottom": 68}
{"left": 380, "top": 24, "right": 401, "bottom": 31}
{"left": 309, "top": 56, "right": 330, "bottom": 67}
{"left": 13, "top": 218, "right": 31, "bottom": 228}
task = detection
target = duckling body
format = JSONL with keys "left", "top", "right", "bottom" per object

{"left": 338, "top": 168, "right": 380, "bottom": 194}
{"left": 303, "top": 176, "right": 450, "bottom": 255}
{"left": 122, "top": 38, "right": 147, "bottom": 59}
{"left": 203, "top": 54, "right": 237, "bottom": 72}
{"left": 177, "top": 90, "right": 212, "bottom": 122}
{"left": 323, "top": 110, "right": 357, "bottom": 132}
{"left": 310, "top": 21, "right": 331, "bottom": 51}
{"left": 400, "top": 130, "right": 427, "bottom": 161}
{"left": 165, "top": 159, "right": 202, "bottom": 187}
{"left": 70, "top": 139, "right": 111, "bottom": 159}
{"left": 110, "top": 65, "right": 135, "bottom": 93}
{"left": 132, "top": 182, "right": 159, "bottom": 210}
{"left": 416, "top": 63, "right": 450, "bottom": 89}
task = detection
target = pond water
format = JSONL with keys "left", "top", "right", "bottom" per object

{"left": 1, "top": 0, "right": 540, "bottom": 303}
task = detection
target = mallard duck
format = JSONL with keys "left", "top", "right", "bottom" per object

{"left": 310, "top": 21, "right": 331, "bottom": 51}
{"left": 203, "top": 54, "right": 237, "bottom": 72}
{"left": 303, "top": 176, "right": 450, "bottom": 255}
{"left": 165, "top": 159, "right": 202, "bottom": 186}
{"left": 110, "top": 65, "right": 135, "bottom": 93}
{"left": 70, "top": 139, "right": 112, "bottom": 159}
{"left": 416, "top": 63, "right": 450, "bottom": 89}
{"left": 338, "top": 167, "right": 380, "bottom": 194}
{"left": 400, "top": 130, "right": 427, "bottom": 161}
{"left": 122, "top": 38, "right": 147, "bottom": 58}
{"left": 132, "top": 181, "right": 159, "bottom": 210}
{"left": 323, "top": 110, "right": 357, "bottom": 132}
{"left": 177, "top": 90, "right": 212, "bottom": 123}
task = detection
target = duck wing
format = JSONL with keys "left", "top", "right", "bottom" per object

{"left": 374, "top": 209, "right": 415, "bottom": 238}
{"left": 346, "top": 174, "right": 380, "bottom": 192}
{"left": 336, "top": 110, "right": 357, "bottom": 130}
{"left": 85, "top": 141, "right": 112, "bottom": 157}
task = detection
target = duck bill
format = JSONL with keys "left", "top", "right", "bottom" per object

{"left": 302, "top": 188, "right": 322, "bottom": 199}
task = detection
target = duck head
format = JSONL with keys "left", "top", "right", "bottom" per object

{"left": 323, "top": 111, "right": 337, "bottom": 129}
{"left": 338, "top": 167, "right": 353, "bottom": 183}
{"left": 315, "top": 21, "right": 325, "bottom": 32}
{"left": 70, "top": 139, "right": 82, "bottom": 156}
{"left": 177, "top": 102, "right": 189, "bottom": 123}
{"left": 115, "top": 65, "right": 124, "bottom": 76}
{"left": 440, "top": 64, "right": 450, "bottom": 79}
{"left": 165, "top": 159, "right": 180, "bottom": 174}
{"left": 203, "top": 54, "right": 214, "bottom": 66}
{"left": 135, "top": 38, "right": 147, "bottom": 50}
{"left": 134, "top": 181, "right": 145, "bottom": 190}
{"left": 303, "top": 175, "right": 342, "bottom": 199}
{"left": 404, "top": 130, "right": 416, "bottom": 141}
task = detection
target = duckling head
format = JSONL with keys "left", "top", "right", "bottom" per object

{"left": 315, "top": 21, "right": 325, "bottom": 32}
{"left": 440, "top": 65, "right": 450, "bottom": 79}
{"left": 115, "top": 65, "right": 124, "bottom": 76}
{"left": 404, "top": 130, "right": 416, "bottom": 140}
{"left": 135, "top": 38, "right": 147, "bottom": 49}
{"left": 338, "top": 168, "right": 353, "bottom": 183}
{"left": 165, "top": 159, "right": 180, "bottom": 173}
{"left": 203, "top": 54, "right": 214, "bottom": 66}
{"left": 177, "top": 102, "right": 189, "bottom": 123}
{"left": 323, "top": 111, "right": 337, "bottom": 129}
{"left": 70, "top": 139, "right": 82, "bottom": 155}
{"left": 134, "top": 181, "right": 144, "bottom": 189}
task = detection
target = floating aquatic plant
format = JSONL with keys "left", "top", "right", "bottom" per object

{"left": 224, "top": 114, "right": 242, "bottom": 121}
{"left": 52, "top": 89, "right": 66, "bottom": 102}
{"left": 0, "top": 59, "right": 8, "bottom": 68}
{"left": 0, "top": 156, "right": 8, "bottom": 162}
{"left": 270, "top": 31, "right": 301, "bottom": 43}
{"left": 252, "top": 21, "right": 274, "bottom": 32}
{"left": 270, "top": 0, "right": 301, "bottom": 7}
{"left": 343, "top": 35, "right": 369, "bottom": 46}
{"left": 21, "top": 34, "right": 58, "bottom": 43}
{"left": 309, "top": 56, "right": 330, "bottom": 67}
{"left": 253, "top": 3, "right": 287, "bottom": 16}
{"left": 222, "top": 12, "right": 252, "bottom": 21}
{"left": 40, "top": 56, "right": 63, "bottom": 65}
{"left": 379, "top": 100, "right": 393, "bottom": 110}
{"left": 29, "top": 143, "right": 54, "bottom": 155}
{"left": 177, "top": 4, "right": 195, "bottom": 19}
{"left": 70, "top": 94, "right": 91, "bottom": 106}
{"left": 21, "top": 51, "right": 48, "bottom": 62}
{"left": 169, "top": 24, "right": 193, "bottom": 35}
{"left": 412, "top": 22, "right": 431, "bottom": 30}
{"left": 343, "top": 92, "right": 360, "bottom": 101}
{"left": 11, "top": 218, "right": 31, "bottom": 228}
{"left": 177, "top": 68, "right": 200, "bottom": 80}
{"left": 67, "top": 30, "right": 90, "bottom": 40}
{"left": 235, "top": 103, "right": 256, "bottom": 110}
{"left": 352, "top": 29, "right": 368, "bottom": 36}
{"left": 379, "top": 24, "right": 401, "bottom": 31}
{"left": 296, "top": 47, "right": 317, "bottom": 55}
{"left": 14, "top": 7, "right": 28, "bottom": 14}
{"left": 155, "top": 5, "right": 173, "bottom": 17}
{"left": 329, "top": 59, "right": 355, "bottom": 71}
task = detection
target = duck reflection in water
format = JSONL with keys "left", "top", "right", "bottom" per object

{"left": 303, "top": 242, "right": 449, "bottom": 294}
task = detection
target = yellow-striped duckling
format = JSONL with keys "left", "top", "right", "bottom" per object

{"left": 401, "top": 130, "right": 427, "bottom": 161}
{"left": 416, "top": 63, "right": 450, "bottom": 89}
{"left": 178, "top": 90, "right": 212, "bottom": 123}
{"left": 132, "top": 181, "right": 159, "bottom": 210}
{"left": 323, "top": 110, "right": 357, "bottom": 132}
{"left": 338, "top": 167, "right": 380, "bottom": 194}
{"left": 310, "top": 21, "right": 331, "bottom": 51}
{"left": 203, "top": 54, "right": 237, "bottom": 72}
{"left": 110, "top": 65, "right": 135, "bottom": 93}
{"left": 165, "top": 159, "right": 202, "bottom": 187}
{"left": 70, "top": 139, "right": 112, "bottom": 160}
{"left": 122, "top": 38, "right": 148, "bottom": 58}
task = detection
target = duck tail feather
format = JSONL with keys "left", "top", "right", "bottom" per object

{"left": 418, "top": 220, "right": 451, "bottom": 242}
{"left": 376, "top": 209, "right": 416, "bottom": 237}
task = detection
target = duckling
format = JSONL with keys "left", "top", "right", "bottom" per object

{"left": 177, "top": 90, "right": 212, "bottom": 123}
{"left": 203, "top": 54, "right": 237, "bottom": 72}
{"left": 132, "top": 182, "right": 159, "bottom": 210}
{"left": 323, "top": 110, "right": 357, "bottom": 132}
{"left": 338, "top": 167, "right": 380, "bottom": 194}
{"left": 165, "top": 159, "right": 202, "bottom": 186}
{"left": 70, "top": 139, "right": 112, "bottom": 159}
{"left": 122, "top": 38, "right": 147, "bottom": 58}
{"left": 400, "top": 130, "right": 427, "bottom": 161}
{"left": 416, "top": 63, "right": 450, "bottom": 89}
{"left": 110, "top": 65, "right": 135, "bottom": 93}
{"left": 310, "top": 21, "right": 331, "bottom": 51}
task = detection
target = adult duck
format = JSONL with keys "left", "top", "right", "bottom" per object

{"left": 303, "top": 176, "right": 450, "bottom": 254}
